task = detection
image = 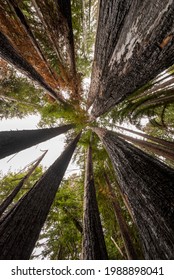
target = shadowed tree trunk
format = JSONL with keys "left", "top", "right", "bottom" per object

{"left": 0, "top": 124, "right": 73, "bottom": 159}
{"left": 114, "top": 131, "right": 174, "bottom": 162}
{"left": 88, "top": 0, "right": 174, "bottom": 117}
{"left": 92, "top": 127, "right": 174, "bottom": 259}
{"left": 0, "top": 151, "right": 47, "bottom": 217}
{"left": 115, "top": 125, "right": 174, "bottom": 149}
{"left": 0, "top": 133, "right": 81, "bottom": 260}
{"left": 0, "top": 31, "right": 66, "bottom": 103}
{"left": 104, "top": 172, "right": 138, "bottom": 260}
{"left": 82, "top": 142, "right": 108, "bottom": 260}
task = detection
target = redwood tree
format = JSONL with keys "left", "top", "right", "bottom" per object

{"left": 0, "top": 124, "right": 73, "bottom": 159}
{"left": 0, "top": 133, "right": 81, "bottom": 260}
{"left": 82, "top": 142, "right": 108, "bottom": 260}
{"left": 93, "top": 127, "right": 174, "bottom": 259}
{"left": 88, "top": 0, "right": 174, "bottom": 117}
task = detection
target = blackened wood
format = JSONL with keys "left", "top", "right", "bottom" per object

{"left": 89, "top": 0, "right": 174, "bottom": 117}
{"left": 0, "top": 124, "right": 73, "bottom": 159}
{"left": 93, "top": 127, "right": 174, "bottom": 259}
{"left": 0, "top": 133, "right": 81, "bottom": 260}
{"left": 82, "top": 144, "right": 108, "bottom": 260}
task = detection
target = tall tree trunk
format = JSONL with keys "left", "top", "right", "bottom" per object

{"left": 115, "top": 125, "right": 174, "bottom": 149}
{"left": 115, "top": 131, "right": 174, "bottom": 162}
{"left": 0, "top": 31, "right": 66, "bottom": 104}
{"left": 57, "top": 0, "right": 79, "bottom": 100}
{"left": 88, "top": 0, "right": 174, "bottom": 117}
{"left": 104, "top": 172, "right": 138, "bottom": 260}
{"left": 0, "top": 151, "right": 47, "bottom": 217}
{"left": 0, "top": 133, "right": 81, "bottom": 260}
{"left": 92, "top": 127, "right": 174, "bottom": 259}
{"left": 82, "top": 143, "right": 108, "bottom": 260}
{"left": 0, "top": 124, "right": 73, "bottom": 159}
{"left": 6, "top": 0, "right": 59, "bottom": 87}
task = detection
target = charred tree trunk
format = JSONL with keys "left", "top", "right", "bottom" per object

{"left": 0, "top": 133, "right": 81, "bottom": 260}
{"left": 0, "top": 124, "right": 73, "bottom": 159}
{"left": 89, "top": 0, "right": 174, "bottom": 117}
{"left": 0, "top": 151, "right": 47, "bottom": 217}
{"left": 104, "top": 172, "right": 138, "bottom": 260}
{"left": 82, "top": 143, "right": 108, "bottom": 260}
{"left": 0, "top": 31, "right": 66, "bottom": 104}
{"left": 93, "top": 127, "right": 174, "bottom": 259}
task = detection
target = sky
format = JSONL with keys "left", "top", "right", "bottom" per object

{"left": 0, "top": 115, "right": 79, "bottom": 177}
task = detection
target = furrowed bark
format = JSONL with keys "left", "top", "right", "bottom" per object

{"left": 82, "top": 143, "right": 108, "bottom": 260}
{"left": 0, "top": 124, "right": 73, "bottom": 160}
{"left": 93, "top": 127, "right": 174, "bottom": 259}
{"left": 0, "top": 151, "right": 47, "bottom": 217}
{"left": 89, "top": 0, "right": 174, "bottom": 117}
{"left": 6, "top": 0, "right": 60, "bottom": 87}
{"left": 56, "top": 0, "right": 79, "bottom": 100}
{"left": 104, "top": 172, "right": 138, "bottom": 260}
{"left": 0, "top": 31, "right": 66, "bottom": 104}
{"left": 0, "top": 133, "right": 81, "bottom": 260}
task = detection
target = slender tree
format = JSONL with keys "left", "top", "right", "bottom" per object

{"left": 82, "top": 141, "right": 108, "bottom": 260}
{"left": 92, "top": 127, "right": 174, "bottom": 259}
{"left": 0, "top": 124, "right": 73, "bottom": 159}
{"left": 114, "top": 131, "right": 174, "bottom": 163}
{"left": 115, "top": 125, "right": 174, "bottom": 149}
{"left": 0, "top": 150, "right": 47, "bottom": 217}
{"left": 104, "top": 172, "right": 138, "bottom": 260}
{"left": 0, "top": 133, "right": 81, "bottom": 260}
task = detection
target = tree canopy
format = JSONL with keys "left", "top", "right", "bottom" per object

{"left": 0, "top": 0, "right": 174, "bottom": 260}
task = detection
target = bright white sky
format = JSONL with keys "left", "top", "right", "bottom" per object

{"left": 0, "top": 115, "right": 79, "bottom": 177}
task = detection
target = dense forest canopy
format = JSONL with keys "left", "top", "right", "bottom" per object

{"left": 0, "top": 0, "right": 174, "bottom": 260}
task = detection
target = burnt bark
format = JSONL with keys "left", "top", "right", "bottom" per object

{"left": 0, "top": 31, "right": 66, "bottom": 104}
{"left": 89, "top": 0, "right": 174, "bottom": 117}
{"left": 0, "top": 133, "right": 81, "bottom": 260}
{"left": 82, "top": 144, "right": 108, "bottom": 260}
{"left": 0, "top": 151, "right": 47, "bottom": 217}
{"left": 104, "top": 172, "right": 138, "bottom": 260}
{"left": 0, "top": 124, "right": 73, "bottom": 159}
{"left": 93, "top": 127, "right": 174, "bottom": 259}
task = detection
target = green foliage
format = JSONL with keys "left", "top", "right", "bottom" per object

{"left": 0, "top": 64, "right": 45, "bottom": 119}
{"left": 0, "top": 166, "right": 43, "bottom": 212}
{"left": 33, "top": 175, "right": 83, "bottom": 260}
